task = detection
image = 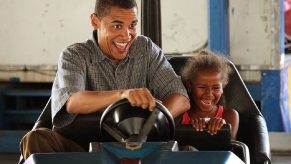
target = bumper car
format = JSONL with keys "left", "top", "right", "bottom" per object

{"left": 24, "top": 99, "right": 246, "bottom": 164}
{"left": 21, "top": 56, "right": 270, "bottom": 164}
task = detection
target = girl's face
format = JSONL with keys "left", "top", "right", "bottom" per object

{"left": 188, "top": 69, "right": 223, "bottom": 113}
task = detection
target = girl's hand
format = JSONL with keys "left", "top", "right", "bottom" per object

{"left": 191, "top": 118, "right": 206, "bottom": 131}
{"left": 207, "top": 118, "right": 226, "bottom": 135}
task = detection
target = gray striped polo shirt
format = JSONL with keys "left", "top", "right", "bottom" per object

{"left": 51, "top": 31, "right": 188, "bottom": 128}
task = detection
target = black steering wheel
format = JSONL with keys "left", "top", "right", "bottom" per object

{"left": 100, "top": 99, "right": 175, "bottom": 144}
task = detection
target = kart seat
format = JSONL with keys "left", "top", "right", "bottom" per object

{"left": 167, "top": 55, "right": 271, "bottom": 164}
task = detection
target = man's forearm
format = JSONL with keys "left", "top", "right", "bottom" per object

{"left": 66, "top": 90, "right": 124, "bottom": 114}
{"left": 163, "top": 93, "right": 190, "bottom": 118}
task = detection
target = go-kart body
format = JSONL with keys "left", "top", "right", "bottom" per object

{"left": 24, "top": 99, "right": 245, "bottom": 164}
{"left": 25, "top": 142, "right": 244, "bottom": 164}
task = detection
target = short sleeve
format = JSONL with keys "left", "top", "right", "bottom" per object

{"left": 147, "top": 41, "right": 189, "bottom": 101}
{"left": 51, "top": 46, "right": 86, "bottom": 128}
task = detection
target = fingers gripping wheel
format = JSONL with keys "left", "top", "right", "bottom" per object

{"left": 100, "top": 99, "right": 175, "bottom": 143}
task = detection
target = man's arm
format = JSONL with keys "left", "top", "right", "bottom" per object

{"left": 66, "top": 88, "right": 156, "bottom": 114}
{"left": 162, "top": 93, "right": 190, "bottom": 118}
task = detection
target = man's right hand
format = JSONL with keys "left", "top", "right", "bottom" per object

{"left": 121, "top": 88, "right": 156, "bottom": 111}
{"left": 66, "top": 88, "right": 156, "bottom": 114}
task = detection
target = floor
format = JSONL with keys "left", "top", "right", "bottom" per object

{"left": 269, "top": 132, "right": 291, "bottom": 164}
{"left": 0, "top": 133, "right": 290, "bottom": 164}
{"left": 271, "top": 154, "right": 291, "bottom": 164}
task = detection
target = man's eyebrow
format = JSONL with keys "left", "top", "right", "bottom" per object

{"left": 132, "top": 20, "right": 138, "bottom": 24}
{"left": 110, "top": 19, "right": 138, "bottom": 24}
{"left": 111, "top": 20, "right": 123, "bottom": 24}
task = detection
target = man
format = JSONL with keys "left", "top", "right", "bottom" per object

{"left": 20, "top": 0, "right": 190, "bottom": 160}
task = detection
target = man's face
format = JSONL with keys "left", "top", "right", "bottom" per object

{"left": 93, "top": 6, "right": 138, "bottom": 64}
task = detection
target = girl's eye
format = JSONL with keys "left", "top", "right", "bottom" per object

{"left": 213, "top": 87, "right": 221, "bottom": 91}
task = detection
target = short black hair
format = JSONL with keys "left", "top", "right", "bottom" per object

{"left": 94, "top": 0, "right": 137, "bottom": 18}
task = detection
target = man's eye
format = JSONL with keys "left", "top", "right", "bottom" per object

{"left": 113, "top": 25, "right": 121, "bottom": 29}
{"left": 130, "top": 23, "right": 137, "bottom": 29}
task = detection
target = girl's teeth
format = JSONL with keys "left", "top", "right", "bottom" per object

{"left": 202, "top": 100, "right": 211, "bottom": 105}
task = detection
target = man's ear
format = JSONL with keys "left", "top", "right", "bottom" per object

{"left": 90, "top": 13, "right": 100, "bottom": 29}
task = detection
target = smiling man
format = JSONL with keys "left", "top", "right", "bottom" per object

{"left": 20, "top": 0, "right": 190, "bottom": 160}
{"left": 94, "top": 6, "right": 138, "bottom": 63}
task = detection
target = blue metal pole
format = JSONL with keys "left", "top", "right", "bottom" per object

{"left": 208, "top": 0, "right": 229, "bottom": 57}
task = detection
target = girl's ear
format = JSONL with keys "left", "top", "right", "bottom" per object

{"left": 186, "top": 82, "right": 192, "bottom": 92}
{"left": 90, "top": 13, "right": 100, "bottom": 29}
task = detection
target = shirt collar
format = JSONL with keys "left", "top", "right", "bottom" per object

{"left": 91, "top": 30, "right": 106, "bottom": 62}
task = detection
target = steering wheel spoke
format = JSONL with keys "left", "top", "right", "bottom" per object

{"left": 138, "top": 110, "right": 160, "bottom": 142}
{"left": 103, "top": 122, "right": 127, "bottom": 142}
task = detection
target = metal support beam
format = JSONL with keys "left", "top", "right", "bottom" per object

{"left": 208, "top": 0, "right": 229, "bottom": 57}
{"left": 141, "top": 0, "right": 162, "bottom": 47}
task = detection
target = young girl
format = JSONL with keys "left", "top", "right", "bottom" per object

{"left": 179, "top": 49, "right": 239, "bottom": 139}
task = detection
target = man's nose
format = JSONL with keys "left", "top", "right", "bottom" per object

{"left": 121, "top": 28, "right": 132, "bottom": 40}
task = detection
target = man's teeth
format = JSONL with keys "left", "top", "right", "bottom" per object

{"left": 115, "top": 42, "right": 127, "bottom": 48}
